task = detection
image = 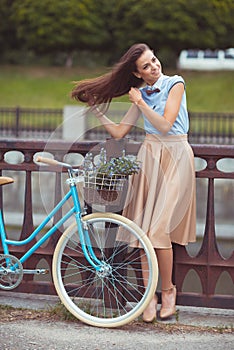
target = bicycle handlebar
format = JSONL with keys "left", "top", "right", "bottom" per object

{"left": 36, "top": 156, "right": 71, "bottom": 169}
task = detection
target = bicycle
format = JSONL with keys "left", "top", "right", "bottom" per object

{"left": 0, "top": 156, "right": 158, "bottom": 328}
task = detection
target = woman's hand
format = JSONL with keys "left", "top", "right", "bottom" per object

{"left": 129, "top": 87, "right": 142, "bottom": 105}
{"left": 89, "top": 105, "right": 102, "bottom": 119}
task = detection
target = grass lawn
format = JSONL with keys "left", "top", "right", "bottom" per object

{"left": 0, "top": 65, "right": 234, "bottom": 112}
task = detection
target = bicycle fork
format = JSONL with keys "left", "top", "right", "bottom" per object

{"left": 77, "top": 216, "right": 112, "bottom": 277}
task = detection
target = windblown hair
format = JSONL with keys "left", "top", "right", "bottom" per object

{"left": 71, "top": 43, "right": 150, "bottom": 107}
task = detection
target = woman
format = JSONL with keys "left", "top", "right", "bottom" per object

{"left": 71, "top": 43, "right": 196, "bottom": 322}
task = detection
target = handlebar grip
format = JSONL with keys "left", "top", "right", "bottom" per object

{"left": 36, "top": 156, "right": 60, "bottom": 166}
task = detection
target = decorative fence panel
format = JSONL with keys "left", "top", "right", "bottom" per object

{"left": 0, "top": 139, "right": 233, "bottom": 309}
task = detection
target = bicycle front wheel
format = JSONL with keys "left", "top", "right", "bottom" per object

{"left": 52, "top": 212, "right": 158, "bottom": 328}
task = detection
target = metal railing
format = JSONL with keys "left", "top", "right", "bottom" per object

{"left": 0, "top": 138, "right": 233, "bottom": 309}
{"left": 0, "top": 106, "right": 63, "bottom": 139}
{"left": 0, "top": 106, "right": 233, "bottom": 144}
{"left": 188, "top": 111, "right": 234, "bottom": 144}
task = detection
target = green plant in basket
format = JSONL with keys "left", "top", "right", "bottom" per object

{"left": 95, "top": 154, "right": 141, "bottom": 191}
{"left": 83, "top": 150, "right": 141, "bottom": 204}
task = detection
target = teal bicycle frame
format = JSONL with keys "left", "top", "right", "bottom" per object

{"left": 0, "top": 167, "right": 102, "bottom": 271}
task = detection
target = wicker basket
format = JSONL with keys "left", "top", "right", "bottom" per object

{"left": 84, "top": 172, "right": 128, "bottom": 208}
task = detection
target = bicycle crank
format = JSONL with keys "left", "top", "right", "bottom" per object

{"left": 0, "top": 254, "right": 23, "bottom": 290}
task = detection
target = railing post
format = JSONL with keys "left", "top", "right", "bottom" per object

{"left": 15, "top": 106, "right": 20, "bottom": 138}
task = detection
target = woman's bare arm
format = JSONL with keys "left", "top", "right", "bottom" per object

{"left": 91, "top": 103, "right": 141, "bottom": 139}
{"left": 129, "top": 83, "right": 184, "bottom": 135}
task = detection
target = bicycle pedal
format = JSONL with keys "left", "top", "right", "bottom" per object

{"left": 23, "top": 269, "right": 49, "bottom": 275}
{"left": 40, "top": 269, "right": 49, "bottom": 275}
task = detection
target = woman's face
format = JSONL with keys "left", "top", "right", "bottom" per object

{"left": 134, "top": 49, "right": 162, "bottom": 86}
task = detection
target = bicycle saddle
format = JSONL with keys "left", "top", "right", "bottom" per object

{"left": 0, "top": 177, "right": 14, "bottom": 186}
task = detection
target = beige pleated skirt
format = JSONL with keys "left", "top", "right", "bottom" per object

{"left": 121, "top": 134, "right": 196, "bottom": 249}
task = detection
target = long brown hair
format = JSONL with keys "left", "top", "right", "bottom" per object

{"left": 71, "top": 43, "right": 150, "bottom": 107}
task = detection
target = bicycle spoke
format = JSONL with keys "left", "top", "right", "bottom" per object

{"left": 52, "top": 214, "right": 158, "bottom": 327}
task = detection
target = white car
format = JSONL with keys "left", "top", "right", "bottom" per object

{"left": 177, "top": 48, "right": 234, "bottom": 70}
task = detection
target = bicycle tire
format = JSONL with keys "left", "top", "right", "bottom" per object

{"left": 52, "top": 212, "right": 158, "bottom": 328}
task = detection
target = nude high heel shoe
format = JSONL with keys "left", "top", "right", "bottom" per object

{"left": 142, "top": 295, "right": 158, "bottom": 323}
{"left": 160, "top": 285, "right": 176, "bottom": 319}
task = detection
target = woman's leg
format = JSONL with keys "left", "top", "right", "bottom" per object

{"left": 155, "top": 248, "right": 176, "bottom": 319}
{"left": 155, "top": 248, "right": 174, "bottom": 290}
{"left": 140, "top": 251, "right": 158, "bottom": 322}
{"left": 140, "top": 247, "right": 176, "bottom": 321}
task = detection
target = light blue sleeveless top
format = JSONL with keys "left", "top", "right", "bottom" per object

{"left": 140, "top": 74, "right": 189, "bottom": 135}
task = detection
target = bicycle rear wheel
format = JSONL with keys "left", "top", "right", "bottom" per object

{"left": 52, "top": 212, "right": 158, "bottom": 328}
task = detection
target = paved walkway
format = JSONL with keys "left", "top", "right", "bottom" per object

{"left": 0, "top": 291, "right": 233, "bottom": 350}
{"left": 1, "top": 291, "right": 233, "bottom": 329}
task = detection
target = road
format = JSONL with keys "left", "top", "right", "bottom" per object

{"left": 0, "top": 318, "right": 233, "bottom": 350}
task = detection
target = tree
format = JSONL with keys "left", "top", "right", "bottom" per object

{"left": 0, "top": 0, "right": 19, "bottom": 61}
{"left": 11, "top": 0, "right": 106, "bottom": 66}
{"left": 0, "top": 0, "right": 233, "bottom": 66}
{"left": 112, "top": 0, "right": 234, "bottom": 53}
